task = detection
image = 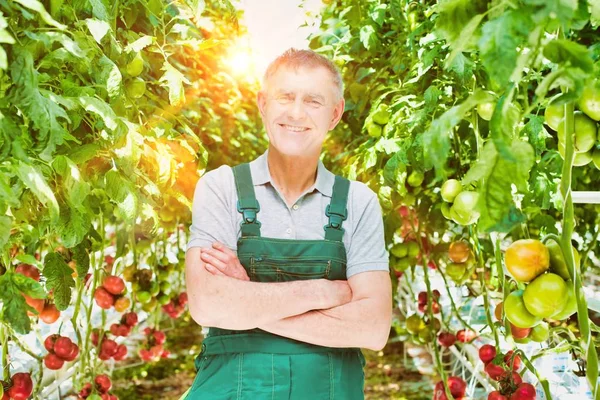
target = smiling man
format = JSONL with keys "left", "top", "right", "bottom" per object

{"left": 184, "top": 48, "right": 392, "bottom": 399}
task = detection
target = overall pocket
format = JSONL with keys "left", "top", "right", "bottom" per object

{"left": 251, "top": 257, "right": 331, "bottom": 282}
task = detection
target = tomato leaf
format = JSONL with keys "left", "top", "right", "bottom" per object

{"left": 58, "top": 205, "right": 91, "bottom": 248}
{"left": 125, "top": 35, "right": 154, "bottom": 53}
{"left": 105, "top": 170, "right": 138, "bottom": 220}
{"left": 444, "top": 13, "right": 484, "bottom": 69}
{"left": 159, "top": 61, "right": 190, "bottom": 107}
{"left": 490, "top": 94, "right": 520, "bottom": 162}
{"left": 14, "top": 161, "right": 60, "bottom": 225}
{"left": 12, "top": 273, "right": 46, "bottom": 299}
{"left": 78, "top": 96, "right": 119, "bottom": 131}
{"left": 521, "top": 114, "right": 549, "bottom": 157}
{"left": 543, "top": 39, "right": 593, "bottom": 73}
{"left": 523, "top": 0, "right": 578, "bottom": 24}
{"left": 0, "top": 273, "right": 33, "bottom": 334}
{"left": 13, "top": 0, "right": 67, "bottom": 30}
{"left": 88, "top": 0, "right": 109, "bottom": 21}
{"left": 359, "top": 25, "right": 378, "bottom": 51}
{"left": 0, "top": 216, "right": 11, "bottom": 250}
{"left": 72, "top": 239, "right": 91, "bottom": 279}
{"left": 85, "top": 18, "right": 111, "bottom": 43}
{"left": 43, "top": 252, "right": 75, "bottom": 311}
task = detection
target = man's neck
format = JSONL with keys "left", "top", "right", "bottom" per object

{"left": 267, "top": 147, "right": 319, "bottom": 204}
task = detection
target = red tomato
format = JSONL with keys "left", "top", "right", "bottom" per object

{"left": 152, "top": 331, "right": 166, "bottom": 345}
{"left": 113, "top": 344, "right": 128, "bottom": 361}
{"left": 418, "top": 291, "right": 428, "bottom": 305}
{"left": 79, "top": 382, "right": 92, "bottom": 398}
{"left": 44, "top": 334, "right": 60, "bottom": 353}
{"left": 178, "top": 292, "right": 188, "bottom": 306}
{"left": 437, "top": 332, "right": 457, "bottom": 347}
{"left": 7, "top": 372, "right": 33, "bottom": 400}
{"left": 91, "top": 329, "right": 100, "bottom": 346}
{"left": 479, "top": 344, "right": 497, "bottom": 364}
{"left": 510, "top": 383, "right": 536, "bottom": 400}
{"left": 110, "top": 323, "right": 121, "bottom": 336}
{"left": 510, "top": 324, "right": 532, "bottom": 340}
{"left": 40, "top": 303, "right": 60, "bottom": 324}
{"left": 24, "top": 295, "right": 44, "bottom": 316}
{"left": 488, "top": 391, "right": 509, "bottom": 400}
{"left": 456, "top": 329, "right": 477, "bottom": 343}
{"left": 53, "top": 336, "right": 74, "bottom": 359}
{"left": 100, "top": 339, "right": 118, "bottom": 357}
{"left": 95, "top": 374, "right": 112, "bottom": 393}
{"left": 15, "top": 264, "right": 40, "bottom": 281}
{"left": 485, "top": 362, "right": 506, "bottom": 381}
{"left": 94, "top": 287, "right": 115, "bottom": 309}
{"left": 504, "top": 351, "right": 522, "bottom": 371}
{"left": 62, "top": 343, "right": 79, "bottom": 362}
{"left": 103, "top": 276, "right": 125, "bottom": 296}
{"left": 123, "top": 312, "right": 138, "bottom": 327}
{"left": 44, "top": 353, "right": 65, "bottom": 370}
{"left": 447, "top": 376, "right": 467, "bottom": 397}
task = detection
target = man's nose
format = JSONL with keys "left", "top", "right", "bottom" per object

{"left": 287, "top": 98, "right": 306, "bottom": 120}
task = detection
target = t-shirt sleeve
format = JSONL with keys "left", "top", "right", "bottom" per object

{"left": 186, "top": 166, "right": 237, "bottom": 252}
{"left": 345, "top": 183, "right": 389, "bottom": 279}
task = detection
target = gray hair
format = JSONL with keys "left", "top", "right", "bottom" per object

{"left": 262, "top": 48, "right": 344, "bottom": 101}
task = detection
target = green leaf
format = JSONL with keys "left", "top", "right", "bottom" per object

{"left": 447, "top": 52, "right": 475, "bottom": 81}
{"left": 591, "top": 0, "right": 600, "bottom": 26}
{"left": 88, "top": 0, "right": 109, "bottom": 21}
{"left": 15, "top": 255, "right": 42, "bottom": 270}
{"left": 490, "top": 94, "right": 520, "bottom": 161}
{"left": 423, "top": 90, "right": 493, "bottom": 178}
{"left": 13, "top": 0, "right": 67, "bottom": 30}
{"left": 370, "top": 4, "right": 387, "bottom": 27}
{"left": 52, "top": 156, "right": 91, "bottom": 208}
{"left": 58, "top": 205, "right": 91, "bottom": 248}
{"left": 78, "top": 96, "right": 119, "bottom": 131}
{"left": 43, "top": 252, "right": 75, "bottom": 311}
{"left": 159, "top": 61, "right": 190, "bottom": 107}
{"left": 0, "top": 273, "right": 33, "bottom": 334}
{"left": 98, "top": 56, "right": 122, "bottom": 98}
{"left": 13, "top": 273, "right": 46, "bottom": 299}
{"left": 124, "top": 35, "right": 154, "bottom": 53}
{"left": 85, "top": 18, "right": 111, "bottom": 43}
{"left": 521, "top": 114, "right": 549, "bottom": 157}
{"left": 0, "top": 47, "right": 7, "bottom": 69}
{"left": 543, "top": 39, "right": 593, "bottom": 73}
{"left": 444, "top": 13, "right": 484, "bottom": 69}
{"left": 0, "top": 216, "right": 11, "bottom": 250}
{"left": 69, "top": 144, "right": 102, "bottom": 164}
{"left": 478, "top": 12, "right": 533, "bottom": 87}
{"left": 524, "top": 0, "right": 578, "bottom": 24}
{"left": 105, "top": 170, "right": 138, "bottom": 220}
{"left": 383, "top": 153, "right": 408, "bottom": 196}
{"left": 72, "top": 239, "right": 91, "bottom": 279}
{"left": 359, "top": 25, "right": 378, "bottom": 50}
{"left": 24, "top": 31, "right": 84, "bottom": 58}
{"left": 15, "top": 161, "right": 60, "bottom": 225}
{"left": 436, "top": 0, "right": 488, "bottom": 43}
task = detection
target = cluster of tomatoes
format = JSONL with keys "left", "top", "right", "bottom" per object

{"left": 109, "top": 311, "right": 139, "bottom": 337}
{"left": 501, "top": 239, "right": 577, "bottom": 339}
{"left": 444, "top": 241, "right": 476, "bottom": 284}
{"left": 43, "top": 334, "right": 79, "bottom": 370}
{"left": 93, "top": 275, "right": 130, "bottom": 312}
{"left": 439, "top": 179, "right": 480, "bottom": 226}
{"left": 78, "top": 374, "right": 118, "bottom": 400}
{"left": 91, "top": 330, "right": 127, "bottom": 361}
{"left": 417, "top": 290, "right": 441, "bottom": 313}
{"left": 0, "top": 373, "right": 33, "bottom": 400}
{"left": 16, "top": 264, "right": 60, "bottom": 324}
{"left": 390, "top": 240, "right": 421, "bottom": 274}
{"left": 123, "top": 264, "right": 173, "bottom": 313}
{"left": 138, "top": 327, "right": 169, "bottom": 362}
{"left": 478, "top": 345, "right": 536, "bottom": 400}
{"left": 432, "top": 376, "right": 467, "bottom": 400}
{"left": 436, "top": 329, "right": 477, "bottom": 348}
{"left": 162, "top": 292, "right": 188, "bottom": 319}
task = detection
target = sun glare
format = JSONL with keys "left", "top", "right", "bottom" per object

{"left": 224, "top": 38, "right": 260, "bottom": 83}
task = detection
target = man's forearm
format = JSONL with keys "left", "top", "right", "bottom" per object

{"left": 185, "top": 248, "right": 346, "bottom": 330}
{"left": 258, "top": 296, "right": 392, "bottom": 351}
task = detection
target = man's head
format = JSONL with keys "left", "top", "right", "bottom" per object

{"left": 257, "top": 48, "right": 345, "bottom": 158}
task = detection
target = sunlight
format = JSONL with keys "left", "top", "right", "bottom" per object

{"left": 223, "top": 37, "right": 260, "bottom": 83}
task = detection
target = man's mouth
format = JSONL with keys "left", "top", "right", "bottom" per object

{"left": 279, "top": 124, "right": 309, "bottom": 133}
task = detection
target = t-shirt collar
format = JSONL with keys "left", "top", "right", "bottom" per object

{"left": 250, "top": 149, "right": 335, "bottom": 197}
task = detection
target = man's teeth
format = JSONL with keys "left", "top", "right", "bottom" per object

{"left": 282, "top": 125, "right": 308, "bottom": 132}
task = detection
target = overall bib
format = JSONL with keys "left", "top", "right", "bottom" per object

{"left": 184, "top": 163, "right": 366, "bottom": 400}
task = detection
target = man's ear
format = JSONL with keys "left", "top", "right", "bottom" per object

{"left": 257, "top": 90, "right": 267, "bottom": 118}
{"left": 328, "top": 97, "right": 345, "bottom": 130}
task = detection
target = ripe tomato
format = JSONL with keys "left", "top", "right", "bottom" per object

{"left": 504, "top": 290, "right": 542, "bottom": 328}
{"left": 44, "top": 334, "right": 60, "bottom": 352}
{"left": 63, "top": 343, "right": 79, "bottom": 362}
{"left": 15, "top": 264, "right": 40, "bottom": 281}
{"left": 103, "top": 276, "right": 125, "bottom": 295}
{"left": 578, "top": 82, "right": 600, "bottom": 121}
{"left": 100, "top": 339, "right": 118, "bottom": 357}
{"left": 95, "top": 374, "right": 112, "bottom": 393}
{"left": 510, "top": 324, "right": 531, "bottom": 340}
{"left": 152, "top": 331, "right": 166, "bottom": 345}
{"left": 446, "top": 376, "right": 467, "bottom": 397}
{"left": 522, "top": 273, "right": 568, "bottom": 318}
{"left": 24, "top": 295, "right": 44, "bottom": 316}
{"left": 557, "top": 111, "right": 597, "bottom": 153}
{"left": 437, "top": 332, "right": 456, "bottom": 347}
{"left": 114, "top": 296, "right": 131, "bottom": 312}
{"left": 44, "top": 353, "right": 65, "bottom": 370}
{"left": 123, "top": 312, "right": 138, "bottom": 327}
{"left": 449, "top": 241, "right": 470, "bottom": 263}
{"left": 53, "top": 336, "right": 74, "bottom": 359}
{"left": 485, "top": 362, "right": 506, "bottom": 381}
{"left": 494, "top": 302, "right": 504, "bottom": 321}
{"left": 510, "top": 382, "right": 536, "bottom": 400}
{"left": 113, "top": 344, "right": 128, "bottom": 361}
{"left": 440, "top": 179, "right": 462, "bottom": 203}
{"left": 504, "top": 351, "right": 522, "bottom": 371}
{"left": 7, "top": 372, "right": 33, "bottom": 400}
{"left": 551, "top": 280, "right": 577, "bottom": 320}
{"left": 94, "top": 287, "right": 115, "bottom": 309}
{"left": 505, "top": 239, "right": 549, "bottom": 283}
{"left": 40, "top": 303, "right": 60, "bottom": 324}
{"left": 417, "top": 291, "right": 428, "bottom": 305}
{"left": 545, "top": 239, "right": 579, "bottom": 280}
{"left": 456, "top": 329, "right": 477, "bottom": 343}
{"left": 178, "top": 292, "right": 188, "bottom": 306}
{"left": 479, "top": 344, "right": 497, "bottom": 364}
{"left": 488, "top": 391, "right": 509, "bottom": 400}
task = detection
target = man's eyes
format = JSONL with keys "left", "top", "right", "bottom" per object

{"left": 274, "top": 95, "right": 323, "bottom": 106}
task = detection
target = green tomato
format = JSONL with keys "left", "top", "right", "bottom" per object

{"left": 141, "top": 297, "right": 158, "bottom": 312}
{"left": 137, "top": 291, "right": 151, "bottom": 304}
{"left": 445, "top": 262, "right": 467, "bottom": 282}
{"left": 557, "top": 111, "right": 597, "bottom": 153}
{"left": 157, "top": 293, "right": 171, "bottom": 305}
{"left": 406, "top": 314, "right": 425, "bottom": 334}
{"left": 546, "top": 239, "right": 579, "bottom": 280}
{"left": 544, "top": 103, "right": 564, "bottom": 131}
{"left": 440, "top": 203, "right": 452, "bottom": 219}
{"left": 551, "top": 280, "right": 577, "bottom": 320}
{"left": 391, "top": 243, "right": 408, "bottom": 258}
{"left": 392, "top": 256, "right": 411, "bottom": 272}
{"left": 558, "top": 141, "right": 593, "bottom": 166}
{"left": 417, "top": 326, "right": 434, "bottom": 342}
{"left": 440, "top": 179, "right": 462, "bottom": 203}
{"left": 578, "top": 81, "right": 600, "bottom": 121}
{"left": 126, "top": 52, "right": 144, "bottom": 77}
{"left": 504, "top": 290, "right": 542, "bottom": 328}
{"left": 477, "top": 102, "right": 495, "bottom": 121}
{"left": 523, "top": 273, "right": 568, "bottom": 318}
{"left": 372, "top": 104, "right": 390, "bottom": 125}
{"left": 407, "top": 170, "right": 424, "bottom": 187}
{"left": 367, "top": 122, "right": 382, "bottom": 138}
{"left": 160, "top": 281, "right": 171, "bottom": 293}
{"left": 149, "top": 281, "right": 160, "bottom": 296}
{"left": 593, "top": 148, "right": 600, "bottom": 170}
{"left": 529, "top": 321, "right": 549, "bottom": 343}
{"left": 407, "top": 241, "right": 420, "bottom": 258}
{"left": 125, "top": 77, "right": 146, "bottom": 99}
{"left": 450, "top": 191, "right": 480, "bottom": 225}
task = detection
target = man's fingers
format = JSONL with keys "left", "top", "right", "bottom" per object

{"left": 200, "top": 252, "right": 228, "bottom": 273}
{"left": 212, "top": 242, "right": 238, "bottom": 258}
{"left": 204, "top": 246, "right": 234, "bottom": 264}
{"left": 205, "top": 263, "right": 226, "bottom": 276}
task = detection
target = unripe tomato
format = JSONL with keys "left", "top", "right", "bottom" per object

{"left": 103, "top": 276, "right": 125, "bottom": 295}
{"left": 505, "top": 239, "right": 549, "bottom": 283}
{"left": 94, "top": 287, "right": 115, "bottom": 309}
{"left": 445, "top": 262, "right": 467, "bottom": 283}
{"left": 477, "top": 101, "right": 495, "bottom": 121}
{"left": 450, "top": 191, "right": 480, "bottom": 225}
{"left": 407, "top": 170, "right": 424, "bottom": 187}
{"left": 449, "top": 241, "right": 470, "bottom": 263}
{"left": 494, "top": 302, "right": 503, "bottom": 321}
{"left": 7, "top": 372, "right": 33, "bottom": 400}
{"left": 40, "top": 303, "right": 60, "bottom": 324}
{"left": 592, "top": 148, "right": 600, "bottom": 170}
{"left": 440, "top": 179, "right": 462, "bottom": 203}
{"left": 544, "top": 103, "right": 563, "bottom": 131}
{"left": 545, "top": 239, "right": 579, "bottom": 280}
{"left": 372, "top": 104, "right": 390, "bottom": 125}
{"left": 390, "top": 243, "right": 408, "bottom": 258}
{"left": 406, "top": 314, "right": 424, "bottom": 334}
{"left": 125, "top": 77, "right": 146, "bottom": 99}
{"left": 114, "top": 296, "right": 131, "bottom": 312}
{"left": 504, "top": 290, "right": 542, "bottom": 328}
{"left": 366, "top": 122, "right": 382, "bottom": 138}
{"left": 24, "top": 295, "right": 45, "bottom": 316}
{"left": 479, "top": 344, "right": 497, "bottom": 364}
{"left": 126, "top": 52, "right": 144, "bottom": 77}
{"left": 44, "top": 353, "right": 65, "bottom": 370}
{"left": 557, "top": 111, "right": 596, "bottom": 153}
{"left": 557, "top": 141, "right": 592, "bottom": 166}
{"left": 551, "top": 280, "right": 577, "bottom": 320}
{"left": 578, "top": 81, "right": 600, "bottom": 121}
{"left": 529, "top": 321, "right": 549, "bottom": 342}
{"left": 522, "top": 273, "right": 568, "bottom": 318}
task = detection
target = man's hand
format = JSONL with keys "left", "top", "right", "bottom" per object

{"left": 200, "top": 242, "right": 250, "bottom": 281}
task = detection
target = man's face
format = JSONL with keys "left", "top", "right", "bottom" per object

{"left": 257, "top": 65, "right": 345, "bottom": 157}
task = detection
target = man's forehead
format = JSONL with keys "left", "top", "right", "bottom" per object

{"left": 267, "top": 65, "right": 335, "bottom": 94}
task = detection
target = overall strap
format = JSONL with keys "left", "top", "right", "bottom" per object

{"left": 324, "top": 175, "right": 350, "bottom": 242}
{"left": 232, "top": 163, "right": 261, "bottom": 237}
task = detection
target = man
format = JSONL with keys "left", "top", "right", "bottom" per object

{"left": 184, "top": 48, "right": 391, "bottom": 399}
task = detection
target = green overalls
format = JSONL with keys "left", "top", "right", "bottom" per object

{"left": 184, "top": 163, "right": 366, "bottom": 400}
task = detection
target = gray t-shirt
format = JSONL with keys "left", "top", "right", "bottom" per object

{"left": 186, "top": 150, "right": 389, "bottom": 278}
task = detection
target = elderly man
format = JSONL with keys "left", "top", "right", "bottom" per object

{"left": 184, "top": 48, "right": 391, "bottom": 399}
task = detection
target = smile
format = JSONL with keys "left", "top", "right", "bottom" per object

{"left": 280, "top": 124, "right": 309, "bottom": 132}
